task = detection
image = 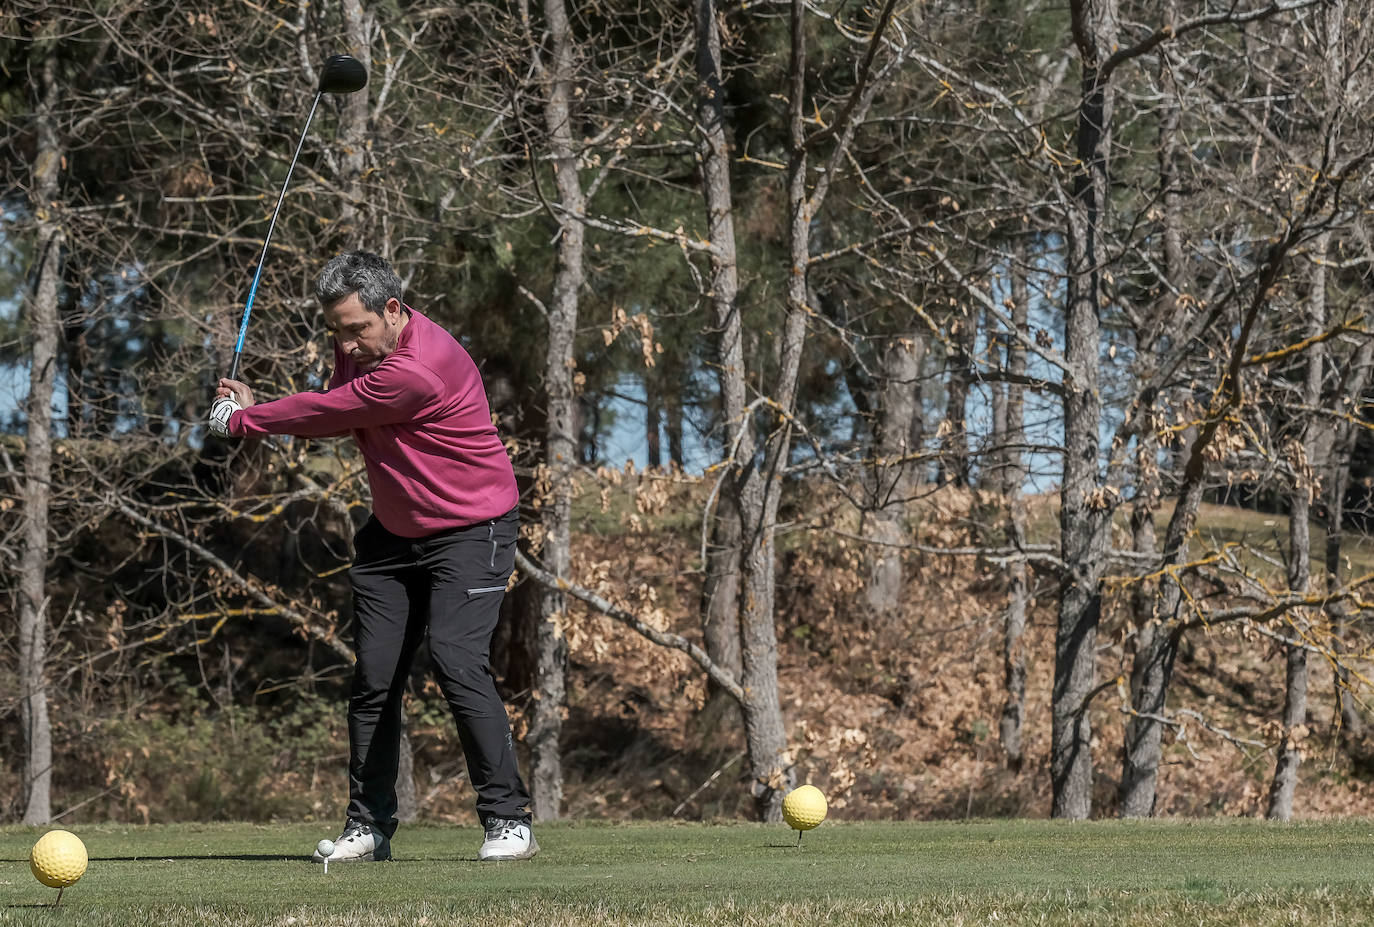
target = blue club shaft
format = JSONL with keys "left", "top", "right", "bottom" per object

{"left": 227, "top": 90, "right": 324, "bottom": 382}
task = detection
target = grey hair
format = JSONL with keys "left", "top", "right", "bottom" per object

{"left": 315, "top": 251, "right": 403, "bottom": 316}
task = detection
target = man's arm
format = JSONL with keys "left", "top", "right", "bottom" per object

{"left": 221, "top": 364, "right": 442, "bottom": 438}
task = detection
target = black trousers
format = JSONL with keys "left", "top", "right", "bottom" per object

{"left": 346, "top": 507, "right": 531, "bottom": 837}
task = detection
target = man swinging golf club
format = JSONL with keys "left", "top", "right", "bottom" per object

{"left": 209, "top": 251, "right": 537, "bottom": 863}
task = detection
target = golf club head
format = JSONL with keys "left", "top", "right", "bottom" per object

{"left": 318, "top": 55, "right": 367, "bottom": 94}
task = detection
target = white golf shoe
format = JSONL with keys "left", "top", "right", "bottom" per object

{"left": 311, "top": 819, "right": 392, "bottom": 863}
{"left": 478, "top": 818, "right": 539, "bottom": 861}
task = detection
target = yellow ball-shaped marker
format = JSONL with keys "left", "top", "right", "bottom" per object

{"left": 30, "top": 830, "right": 88, "bottom": 888}
{"left": 782, "top": 784, "right": 828, "bottom": 832}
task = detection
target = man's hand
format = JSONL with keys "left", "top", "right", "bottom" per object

{"left": 216, "top": 378, "right": 255, "bottom": 407}
{"left": 208, "top": 377, "right": 254, "bottom": 437}
{"left": 208, "top": 395, "right": 241, "bottom": 437}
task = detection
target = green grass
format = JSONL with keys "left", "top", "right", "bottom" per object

{"left": 1022, "top": 495, "right": 1374, "bottom": 582}
{"left": 1183, "top": 502, "right": 1374, "bottom": 578}
{"left": 5, "top": 820, "right": 1374, "bottom": 925}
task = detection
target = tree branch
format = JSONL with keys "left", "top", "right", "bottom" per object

{"left": 514, "top": 549, "right": 745, "bottom": 704}
{"left": 1101, "top": 0, "right": 1323, "bottom": 82}
{"left": 113, "top": 500, "right": 352, "bottom": 661}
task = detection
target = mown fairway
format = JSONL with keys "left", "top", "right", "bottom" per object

{"left": 4, "top": 819, "right": 1374, "bottom": 925}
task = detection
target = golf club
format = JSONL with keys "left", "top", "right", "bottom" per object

{"left": 226, "top": 54, "right": 368, "bottom": 382}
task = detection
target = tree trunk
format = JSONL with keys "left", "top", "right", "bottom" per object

{"left": 19, "top": 52, "right": 63, "bottom": 826}
{"left": 336, "top": 0, "right": 373, "bottom": 242}
{"left": 998, "top": 256, "right": 1029, "bottom": 771}
{"left": 396, "top": 727, "right": 418, "bottom": 822}
{"left": 665, "top": 385, "right": 685, "bottom": 468}
{"left": 1267, "top": 228, "right": 1327, "bottom": 820}
{"left": 700, "top": 494, "right": 744, "bottom": 731}
{"left": 1328, "top": 460, "right": 1362, "bottom": 739}
{"left": 864, "top": 334, "right": 923, "bottom": 618}
{"left": 1118, "top": 21, "right": 1178, "bottom": 817}
{"left": 1053, "top": 0, "right": 1119, "bottom": 820}
{"left": 937, "top": 315, "right": 974, "bottom": 487}
{"left": 694, "top": 0, "right": 746, "bottom": 735}
{"left": 1330, "top": 330, "right": 1374, "bottom": 749}
{"left": 737, "top": 466, "right": 793, "bottom": 820}
{"left": 525, "top": 0, "right": 587, "bottom": 821}
{"left": 1268, "top": 643, "right": 1309, "bottom": 819}
{"left": 645, "top": 374, "right": 662, "bottom": 469}
{"left": 734, "top": 0, "right": 829, "bottom": 821}
{"left": 1119, "top": 620, "right": 1173, "bottom": 817}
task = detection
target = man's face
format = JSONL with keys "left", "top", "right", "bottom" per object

{"left": 324, "top": 293, "right": 406, "bottom": 371}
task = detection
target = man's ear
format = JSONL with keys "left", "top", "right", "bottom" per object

{"left": 385, "top": 297, "right": 404, "bottom": 319}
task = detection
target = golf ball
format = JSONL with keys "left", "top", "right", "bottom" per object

{"left": 781, "top": 784, "right": 828, "bottom": 831}
{"left": 30, "top": 830, "right": 88, "bottom": 888}
{"left": 317, "top": 838, "right": 336, "bottom": 858}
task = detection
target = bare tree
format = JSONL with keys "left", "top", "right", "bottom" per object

{"left": 500, "top": 0, "right": 592, "bottom": 821}
{"left": 17, "top": 52, "right": 64, "bottom": 826}
{"left": 1051, "top": 0, "right": 1121, "bottom": 820}
{"left": 1118, "top": 0, "right": 1184, "bottom": 816}
{"left": 1329, "top": 323, "right": 1374, "bottom": 756}
{"left": 693, "top": 0, "right": 745, "bottom": 729}
{"left": 1117, "top": 0, "right": 1368, "bottom": 816}
{"left": 1051, "top": 0, "right": 1344, "bottom": 819}
{"left": 710, "top": 0, "right": 907, "bottom": 820}
{"left": 1268, "top": 0, "right": 1362, "bottom": 820}
{"left": 863, "top": 334, "right": 925, "bottom": 619}
{"left": 995, "top": 249, "right": 1031, "bottom": 771}
{"left": 1266, "top": 229, "right": 1326, "bottom": 820}
{"left": 526, "top": 0, "right": 586, "bottom": 822}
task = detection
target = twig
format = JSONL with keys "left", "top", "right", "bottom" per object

{"left": 1120, "top": 705, "right": 1268, "bottom": 753}
{"left": 51, "top": 784, "right": 122, "bottom": 822}
{"left": 672, "top": 751, "right": 745, "bottom": 817}
{"left": 113, "top": 498, "right": 352, "bottom": 661}
{"left": 514, "top": 549, "right": 744, "bottom": 704}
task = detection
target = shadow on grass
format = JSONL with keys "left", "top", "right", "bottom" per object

{"left": 80, "top": 854, "right": 293, "bottom": 862}
{"left": 3, "top": 853, "right": 487, "bottom": 863}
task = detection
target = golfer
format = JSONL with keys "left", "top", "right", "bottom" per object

{"left": 209, "top": 250, "right": 536, "bottom": 863}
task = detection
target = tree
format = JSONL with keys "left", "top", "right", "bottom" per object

{"left": 519, "top": 0, "right": 588, "bottom": 821}
{"left": 693, "top": 0, "right": 745, "bottom": 730}
{"left": 1266, "top": 228, "right": 1326, "bottom": 821}
{"left": 16, "top": 50, "right": 63, "bottom": 826}
{"left": 994, "top": 250, "right": 1031, "bottom": 771}
{"left": 708, "top": 0, "right": 908, "bottom": 820}
{"left": 1117, "top": 0, "right": 1369, "bottom": 817}
{"left": 862, "top": 334, "right": 924, "bottom": 619}
{"left": 1117, "top": 0, "right": 1186, "bottom": 818}
{"left": 1050, "top": 0, "right": 1121, "bottom": 820}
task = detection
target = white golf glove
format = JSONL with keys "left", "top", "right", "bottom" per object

{"left": 208, "top": 396, "right": 242, "bottom": 437}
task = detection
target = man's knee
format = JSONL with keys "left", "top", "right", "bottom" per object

{"left": 434, "top": 660, "right": 502, "bottom": 710}
{"left": 351, "top": 654, "right": 405, "bottom": 706}
{"left": 429, "top": 634, "right": 489, "bottom": 677}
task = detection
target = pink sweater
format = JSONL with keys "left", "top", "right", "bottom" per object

{"left": 229, "top": 309, "right": 518, "bottom": 538}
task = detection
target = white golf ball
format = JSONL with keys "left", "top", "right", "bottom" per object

{"left": 317, "top": 839, "right": 335, "bottom": 857}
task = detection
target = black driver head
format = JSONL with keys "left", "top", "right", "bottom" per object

{"left": 318, "top": 55, "right": 368, "bottom": 94}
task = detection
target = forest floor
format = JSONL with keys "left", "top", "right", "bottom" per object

{"left": 15, "top": 480, "right": 1374, "bottom": 827}
{"left": 6, "top": 820, "right": 1374, "bottom": 925}
{"left": 521, "top": 481, "right": 1374, "bottom": 824}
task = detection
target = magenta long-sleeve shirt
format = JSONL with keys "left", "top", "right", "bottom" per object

{"left": 228, "top": 308, "right": 518, "bottom": 538}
